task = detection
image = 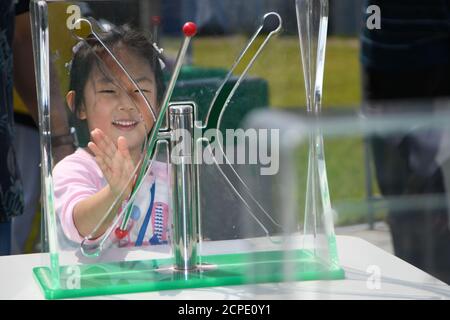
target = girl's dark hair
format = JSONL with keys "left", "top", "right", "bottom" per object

{"left": 68, "top": 25, "right": 165, "bottom": 116}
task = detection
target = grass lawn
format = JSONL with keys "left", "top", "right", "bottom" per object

{"left": 190, "top": 35, "right": 383, "bottom": 226}
{"left": 192, "top": 36, "right": 361, "bottom": 108}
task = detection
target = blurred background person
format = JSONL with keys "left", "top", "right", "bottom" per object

{"left": 1, "top": 0, "right": 74, "bottom": 255}
{"left": 10, "top": 3, "right": 80, "bottom": 255}
{"left": 361, "top": 0, "right": 450, "bottom": 283}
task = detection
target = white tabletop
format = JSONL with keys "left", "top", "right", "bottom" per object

{"left": 0, "top": 236, "right": 449, "bottom": 300}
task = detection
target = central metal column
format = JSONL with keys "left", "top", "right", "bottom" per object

{"left": 169, "top": 104, "right": 198, "bottom": 271}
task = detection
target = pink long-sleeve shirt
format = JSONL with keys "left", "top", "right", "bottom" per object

{"left": 53, "top": 148, "right": 170, "bottom": 248}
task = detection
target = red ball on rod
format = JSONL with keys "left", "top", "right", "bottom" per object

{"left": 183, "top": 22, "right": 197, "bottom": 37}
{"left": 115, "top": 227, "right": 128, "bottom": 240}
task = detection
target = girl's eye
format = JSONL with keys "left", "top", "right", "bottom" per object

{"left": 135, "top": 89, "right": 151, "bottom": 94}
{"left": 99, "top": 89, "right": 116, "bottom": 94}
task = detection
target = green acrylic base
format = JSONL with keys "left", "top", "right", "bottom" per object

{"left": 33, "top": 249, "right": 345, "bottom": 299}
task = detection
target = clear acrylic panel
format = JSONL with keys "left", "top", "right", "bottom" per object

{"left": 28, "top": 0, "right": 416, "bottom": 299}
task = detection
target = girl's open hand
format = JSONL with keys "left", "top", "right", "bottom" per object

{"left": 88, "top": 129, "right": 136, "bottom": 198}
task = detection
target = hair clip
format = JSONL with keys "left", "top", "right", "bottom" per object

{"left": 152, "top": 42, "right": 164, "bottom": 55}
{"left": 151, "top": 42, "right": 166, "bottom": 70}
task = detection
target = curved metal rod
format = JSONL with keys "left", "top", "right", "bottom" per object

{"left": 201, "top": 139, "right": 283, "bottom": 244}
{"left": 203, "top": 12, "right": 282, "bottom": 129}
{"left": 212, "top": 13, "right": 284, "bottom": 230}
{"left": 202, "top": 140, "right": 270, "bottom": 234}
{"left": 201, "top": 12, "right": 285, "bottom": 237}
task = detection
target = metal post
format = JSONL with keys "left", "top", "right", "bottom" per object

{"left": 169, "top": 104, "right": 198, "bottom": 271}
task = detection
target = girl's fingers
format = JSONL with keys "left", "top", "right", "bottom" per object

{"left": 91, "top": 132, "right": 136, "bottom": 191}
{"left": 117, "top": 136, "right": 132, "bottom": 161}
{"left": 90, "top": 130, "right": 106, "bottom": 155}
{"left": 89, "top": 141, "right": 114, "bottom": 170}
{"left": 87, "top": 141, "right": 104, "bottom": 158}
{"left": 117, "top": 137, "right": 136, "bottom": 174}
{"left": 111, "top": 137, "right": 131, "bottom": 175}
{"left": 116, "top": 137, "right": 137, "bottom": 185}
{"left": 98, "top": 156, "right": 122, "bottom": 188}
{"left": 94, "top": 156, "right": 112, "bottom": 179}
{"left": 97, "top": 129, "right": 117, "bottom": 158}
{"left": 91, "top": 129, "right": 115, "bottom": 159}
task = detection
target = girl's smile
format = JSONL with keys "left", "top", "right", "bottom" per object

{"left": 111, "top": 118, "right": 140, "bottom": 131}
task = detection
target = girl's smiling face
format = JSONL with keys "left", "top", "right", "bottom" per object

{"left": 73, "top": 46, "right": 157, "bottom": 157}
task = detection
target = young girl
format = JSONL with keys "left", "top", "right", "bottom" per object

{"left": 53, "top": 26, "right": 169, "bottom": 248}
